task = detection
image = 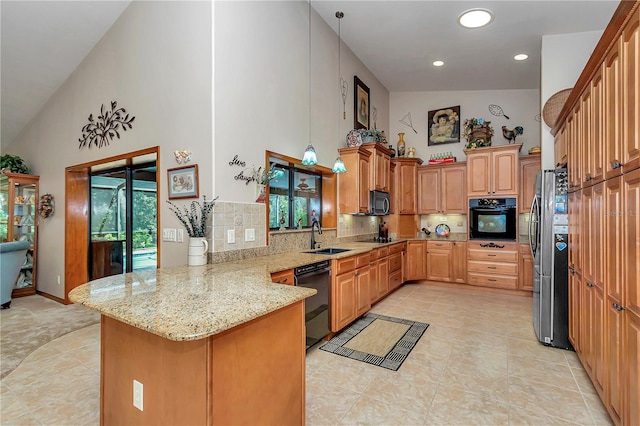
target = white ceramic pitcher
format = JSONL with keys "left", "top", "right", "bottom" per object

{"left": 188, "top": 237, "right": 208, "bottom": 266}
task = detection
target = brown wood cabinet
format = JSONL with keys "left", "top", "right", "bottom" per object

{"left": 519, "top": 155, "right": 541, "bottom": 213}
{"left": 622, "top": 8, "right": 640, "bottom": 174}
{"left": 555, "top": 123, "right": 568, "bottom": 167}
{"left": 518, "top": 244, "right": 533, "bottom": 291}
{"left": 338, "top": 146, "right": 371, "bottom": 215}
{"left": 362, "top": 143, "right": 392, "bottom": 192}
{"left": 604, "top": 39, "right": 623, "bottom": 181}
{"left": 464, "top": 144, "right": 521, "bottom": 197}
{"left": 405, "top": 241, "right": 427, "bottom": 281}
{"left": 467, "top": 241, "right": 519, "bottom": 290}
{"left": 568, "top": 268, "right": 582, "bottom": 354}
{"left": 451, "top": 241, "right": 466, "bottom": 284}
{"left": 389, "top": 162, "right": 396, "bottom": 214}
{"left": 417, "top": 163, "right": 466, "bottom": 214}
{"left": 332, "top": 266, "right": 356, "bottom": 332}
{"left": 392, "top": 157, "right": 423, "bottom": 214}
{"left": 270, "top": 269, "right": 294, "bottom": 285}
{"left": 426, "top": 241, "right": 452, "bottom": 282}
{"left": 355, "top": 264, "right": 371, "bottom": 317}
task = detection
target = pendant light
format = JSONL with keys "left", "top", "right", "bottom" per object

{"left": 302, "top": 0, "right": 318, "bottom": 166}
{"left": 332, "top": 11, "right": 347, "bottom": 174}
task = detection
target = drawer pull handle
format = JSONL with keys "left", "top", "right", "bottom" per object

{"left": 488, "top": 279, "right": 497, "bottom": 282}
{"left": 277, "top": 278, "right": 289, "bottom": 283}
{"left": 487, "top": 254, "right": 497, "bottom": 257}
{"left": 612, "top": 160, "right": 623, "bottom": 169}
{"left": 488, "top": 266, "right": 497, "bottom": 269}
{"left": 613, "top": 303, "right": 625, "bottom": 311}
{"left": 480, "top": 242, "right": 505, "bottom": 249}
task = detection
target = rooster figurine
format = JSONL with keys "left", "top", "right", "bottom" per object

{"left": 502, "top": 126, "right": 523, "bottom": 144}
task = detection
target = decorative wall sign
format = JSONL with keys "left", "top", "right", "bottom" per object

{"left": 354, "top": 76, "right": 370, "bottom": 130}
{"left": 167, "top": 165, "right": 199, "bottom": 199}
{"left": 488, "top": 104, "right": 510, "bottom": 120}
{"left": 228, "top": 155, "right": 246, "bottom": 167}
{"left": 174, "top": 150, "right": 192, "bottom": 164}
{"left": 78, "top": 101, "right": 135, "bottom": 149}
{"left": 428, "top": 106, "right": 460, "bottom": 146}
{"left": 38, "top": 193, "right": 54, "bottom": 219}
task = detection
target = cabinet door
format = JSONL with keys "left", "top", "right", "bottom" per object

{"left": 622, "top": 9, "right": 640, "bottom": 173}
{"left": 573, "top": 104, "right": 584, "bottom": 190}
{"left": 377, "top": 257, "right": 389, "bottom": 299}
{"left": 519, "top": 156, "right": 541, "bottom": 213}
{"left": 591, "top": 284, "right": 606, "bottom": 398}
{"left": 606, "top": 177, "right": 624, "bottom": 304}
{"left": 518, "top": 244, "right": 533, "bottom": 291}
{"left": 555, "top": 124, "right": 567, "bottom": 167}
{"left": 581, "top": 86, "right": 593, "bottom": 186}
{"left": 441, "top": 166, "right": 466, "bottom": 213}
{"left": 270, "top": 269, "right": 294, "bottom": 285}
{"left": 582, "top": 186, "right": 595, "bottom": 285}
{"left": 417, "top": 168, "right": 440, "bottom": 214}
{"left": 369, "top": 262, "right": 379, "bottom": 304}
{"left": 568, "top": 190, "right": 583, "bottom": 274}
{"left": 591, "top": 69, "right": 605, "bottom": 184}
{"left": 627, "top": 310, "right": 640, "bottom": 426}
{"left": 332, "top": 272, "right": 356, "bottom": 331}
{"left": 466, "top": 152, "right": 492, "bottom": 197}
{"left": 426, "top": 247, "right": 451, "bottom": 282}
{"left": 493, "top": 150, "right": 518, "bottom": 195}
{"left": 624, "top": 168, "right": 640, "bottom": 318}
{"left": 582, "top": 279, "right": 594, "bottom": 376}
{"left": 398, "top": 162, "right": 417, "bottom": 214}
{"left": 451, "top": 242, "right": 466, "bottom": 284}
{"left": 607, "top": 299, "right": 625, "bottom": 426}
{"left": 358, "top": 156, "right": 370, "bottom": 213}
{"left": 604, "top": 42, "right": 623, "bottom": 180}
{"left": 389, "top": 162, "right": 396, "bottom": 214}
{"left": 405, "top": 241, "right": 426, "bottom": 280}
{"left": 355, "top": 266, "right": 371, "bottom": 316}
{"left": 593, "top": 182, "right": 605, "bottom": 289}
{"left": 569, "top": 270, "right": 582, "bottom": 354}
{"left": 567, "top": 113, "right": 579, "bottom": 190}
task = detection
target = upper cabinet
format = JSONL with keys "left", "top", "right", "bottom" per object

{"left": 519, "top": 155, "right": 541, "bottom": 213}
{"left": 392, "top": 157, "right": 423, "bottom": 215}
{"left": 622, "top": 8, "right": 640, "bottom": 173}
{"left": 417, "top": 163, "right": 466, "bottom": 214}
{"left": 338, "top": 146, "right": 371, "bottom": 214}
{"left": 464, "top": 144, "right": 521, "bottom": 197}
{"left": 362, "top": 142, "right": 392, "bottom": 192}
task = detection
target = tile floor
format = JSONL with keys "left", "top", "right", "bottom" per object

{"left": 0, "top": 283, "right": 612, "bottom": 425}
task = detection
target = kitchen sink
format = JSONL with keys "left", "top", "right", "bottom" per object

{"left": 306, "top": 248, "right": 352, "bottom": 255}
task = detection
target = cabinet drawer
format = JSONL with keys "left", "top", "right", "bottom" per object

{"left": 356, "top": 253, "right": 370, "bottom": 268}
{"left": 428, "top": 241, "right": 453, "bottom": 250}
{"left": 467, "top": 272, "right": 518, "bottom": 289}
{"left": 270, "top": 269, "right": 294, "bottom": 285}
{"left": 334, "top": 256, "right": 356, "bottom": 275}
{"left": 389, "top": 269, "right": 402, "bottom": 291}
{"left": 468, "top": 260, "right": 517, "bottom": 276}
{"left": 389, "top": 243, "right": 403, "bottom": 255}
{"left": 467, "top": 244, "right": 518, "bottom": 262}
{"left": 389, "top": 253, "right": 402, "bottom": 272}
{"left": 369, "top": 249, "right": 379, "bottom": 262}
{"left": 378, "top": 246, "right": 389, "bottom": 257}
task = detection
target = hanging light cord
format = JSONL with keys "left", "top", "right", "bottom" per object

{"left": 309, "top": 0, "right": 312, "bottom": 146}
{"left": 337, "top": 11, "right": 347, "bottom": 119}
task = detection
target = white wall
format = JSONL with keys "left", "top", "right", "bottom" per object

{"left": 5, "top": 1, "right": 212, "bottom": 298}
{"left": 390, "top": 89, "right": 540, "bottom": 162}
{"left": 214, "top": 1, "right": 389, "bottom": 202}
{"left": 540, "top": 30, "right": 602, "bottom": 169}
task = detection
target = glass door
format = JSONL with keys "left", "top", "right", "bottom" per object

{"left": 90, "top": 163, "right": 156, "bottom": 279}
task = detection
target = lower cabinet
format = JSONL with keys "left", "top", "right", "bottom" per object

{"left": 355, "top": 265, "right": 371, "bottom": 317}
{"left": 270, "top": 269, "right": 294, "bottom": 285}
{"left": 426, "top": 241, "right": 452, "bottom": 281}
{"left": 467, "top": 241, "right": 518, "bottom": 289}
{"left": 568, "top": 269, "right": 582, "bottom": 354}
{"left": 452, "top": 242, "right": 466, "bottom": 283}
{"left": 518, "top": 244, "right": 533, "bottom": 291}
{"left": 406, "top": 241, "right": 427, "bottom": 280}
{"left": 332, "top": 270, "right": 356, "bottom": 332}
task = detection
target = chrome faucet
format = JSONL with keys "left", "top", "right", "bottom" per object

{"left": 310, "top": 219, "right": 322, "bottom": 250}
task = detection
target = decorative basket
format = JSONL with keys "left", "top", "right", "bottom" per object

{"left": 542, "top": 88, "right": 572, "bottom": 127}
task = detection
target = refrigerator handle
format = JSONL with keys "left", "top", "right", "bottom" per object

{"left": 528, "top": 196, "right": 538, "bottom": 257}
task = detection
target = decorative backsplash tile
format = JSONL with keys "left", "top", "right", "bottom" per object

{"left": 421, "top": 214, "right": 467, "bottom": 235}
{"left": 212, "top": 201, "right": 266, "bottom": 253}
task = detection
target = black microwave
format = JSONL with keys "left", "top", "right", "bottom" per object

{"left": 369, "top": 190, "right": 390, "bottom": 216}
{"left": 469, "top": 198, "right": 517, "bottom": 240}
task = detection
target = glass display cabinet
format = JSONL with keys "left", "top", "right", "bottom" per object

{"left": 0, "top": 170, "right": 39, "bottom": 297}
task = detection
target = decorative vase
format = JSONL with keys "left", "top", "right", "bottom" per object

{"left": 188, "top": 237, "right": 209, "bottom": 266}
{"left": 380, "top": 131, "right": 388, "bottom": 146}
{"left": 255, "top": 183, "right": 267, "bottom": 203}
{"left": 388, "top": 144, "right": 396, "bottom": 158}
{"left": 397, "top": 133, "right": 406, "bottom": 157}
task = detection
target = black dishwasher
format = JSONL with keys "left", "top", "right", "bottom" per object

{"left": 294, "top": 260, "right": 331, "bottom": 350}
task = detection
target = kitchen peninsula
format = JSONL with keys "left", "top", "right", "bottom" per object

{"left": 69, "top": 259, "right": 317, "bottom": 425}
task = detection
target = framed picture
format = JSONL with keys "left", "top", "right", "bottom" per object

{"left": 354, "top": 76, "right": 370, "bottom": 130}
{"left": 427, "top": 105, "right": 461, "bottom": 146}
{"left": 167, "top": 164, "right": 199, "bottom": 199}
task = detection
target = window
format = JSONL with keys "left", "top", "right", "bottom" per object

{"left": 269, "top": 165, "right": 322, "bottom": 229}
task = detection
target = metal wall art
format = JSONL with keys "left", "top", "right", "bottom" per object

{"left": 78, "top": 101, "right": 135, "bottom": 149}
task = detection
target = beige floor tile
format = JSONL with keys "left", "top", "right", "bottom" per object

{"left": 570, "top": 366, "right": 599, "bottom": 396}
{"left": 507, "top": 375, "right": 592, "bottom": 425}
{"left": 440, "top": 361, "right": 509, "bottom": 401}
{"left": 582, "top": 392, "right": 614, "bottom": 426}
{"left": 339, "top": 394, "right": 428, "bottom": 426}
{"left": 508, "top": 404, "right": 590, "bottom": 425}
{"left": 394, "top": 349, "right": 448, "bottom": 380}
{"left": 508, "top": 354, "right": 580, "bottom": 393}
{"left": 426, "top": 385, "right": 510, "bottom": 425}
{"left": 507, "top": 337, "right": 570, "bottom": 365}
{"left": 363, "top": 367, "right": 439, "bottom": 412}
{"left": 564, "top": 350, "right": 583, "bottom": 368}
{"left": 309, "top": 355, "right": 380, "bottom": 394}
{"left": 0, "top": 388, "right": 40, "bottom": 426}
{"left": 305, "top": 377, "right": 361, "bottom": 426}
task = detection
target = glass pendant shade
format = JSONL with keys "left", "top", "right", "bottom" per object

{"left": 332, "top": 156, "right": 347, "bottom": 173}
{"left": 302, "top": 144, "right": 318, "bottom": 166}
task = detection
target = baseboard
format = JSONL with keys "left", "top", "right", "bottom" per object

{"left": 415, "top": 280, "right": 533, "bottom": 297}
{"left": 36, "top": 290, "right": 69, "bottom": 305}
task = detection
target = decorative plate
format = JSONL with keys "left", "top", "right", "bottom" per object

{"left": 346, "top": 129, "right": 363, "bottom": 147}
{"left": 435, "top": 223, "right": 451, "bottom": 237}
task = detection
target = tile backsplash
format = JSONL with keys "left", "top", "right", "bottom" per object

{"left": 421, "top": 214, "right": 467, "bottom": 235}
{"left": 212, "top": 201, "right": 266, "bottom": 252}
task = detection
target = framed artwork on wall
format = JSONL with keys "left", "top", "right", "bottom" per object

{"left": 428, "top": 105, "right": 461, "bottom": 146}
{"left": 167, "top": 164, "right": 199, "bottom": 199}
{"left": 354, "top": 76, "right": 370, "bottom": 130}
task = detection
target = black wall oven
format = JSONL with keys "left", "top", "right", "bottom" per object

{"left": 469, "top": 198, "right": 517, "bottom": 240}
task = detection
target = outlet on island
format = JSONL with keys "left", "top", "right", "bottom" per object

{"left": 227, "top": 229, "right": 235, "bottom": 244}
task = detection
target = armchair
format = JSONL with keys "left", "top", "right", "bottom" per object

{"left": 0, "top": 241, "right": 31, "bottom": 308}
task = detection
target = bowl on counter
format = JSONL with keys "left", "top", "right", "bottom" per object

{"left": 435, "top": 224, "right": 450, "bottom": 237}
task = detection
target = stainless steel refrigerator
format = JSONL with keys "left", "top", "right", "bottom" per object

{"left": 528, "top": 168, "right": 572, "bottom": 350}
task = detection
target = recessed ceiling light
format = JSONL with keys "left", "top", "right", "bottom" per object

{"left": 514, "top": 53, "right": 529, "bottom": 61}
{"left": 433, "top": 60, "right": 444, "bottom": 67}
{"left": 458, "top": 8, "right": 493, "bottom": 29}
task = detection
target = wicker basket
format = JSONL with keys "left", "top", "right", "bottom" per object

{"left": 542, "top": 88, "right": 572, "bottom": 127}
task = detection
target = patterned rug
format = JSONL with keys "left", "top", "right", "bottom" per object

{"left": 0, "top": 295, "right": 99, "bottom": 379}
{"left": 320, "top": 313, "right": 429, "bottom": 371}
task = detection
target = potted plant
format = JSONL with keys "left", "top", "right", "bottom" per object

{"left": 166, "top": 196, "right": 218, "bottom": 266}
{"left": 0, "top": 154, "right": 30, "bottom": 174}
{"left": 462, "top": 118, "right": 494, "bottom": 149}
{"left": 357, "top": 128, "right": 381, "bottom": 143}
{"left": 251, "top": 163, "right": 284, "bottom": 203}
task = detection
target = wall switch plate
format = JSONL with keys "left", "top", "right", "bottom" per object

{"left": 245, "top": 228, "right": 255, "bottom": 242}
{"left": 57, "top": 275, "right": 61, "bottom": 285}
{"left": 227, "top": 229, "right": 235, "bottom": 244}
{"left": 163, "top": 228, "right": 176, "bottom": 242}
{"left": 176, "top": 229, "right": 184, "bottom": 242}
{"left": 133, "top": 380, "right": 143, "bottom": 411}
